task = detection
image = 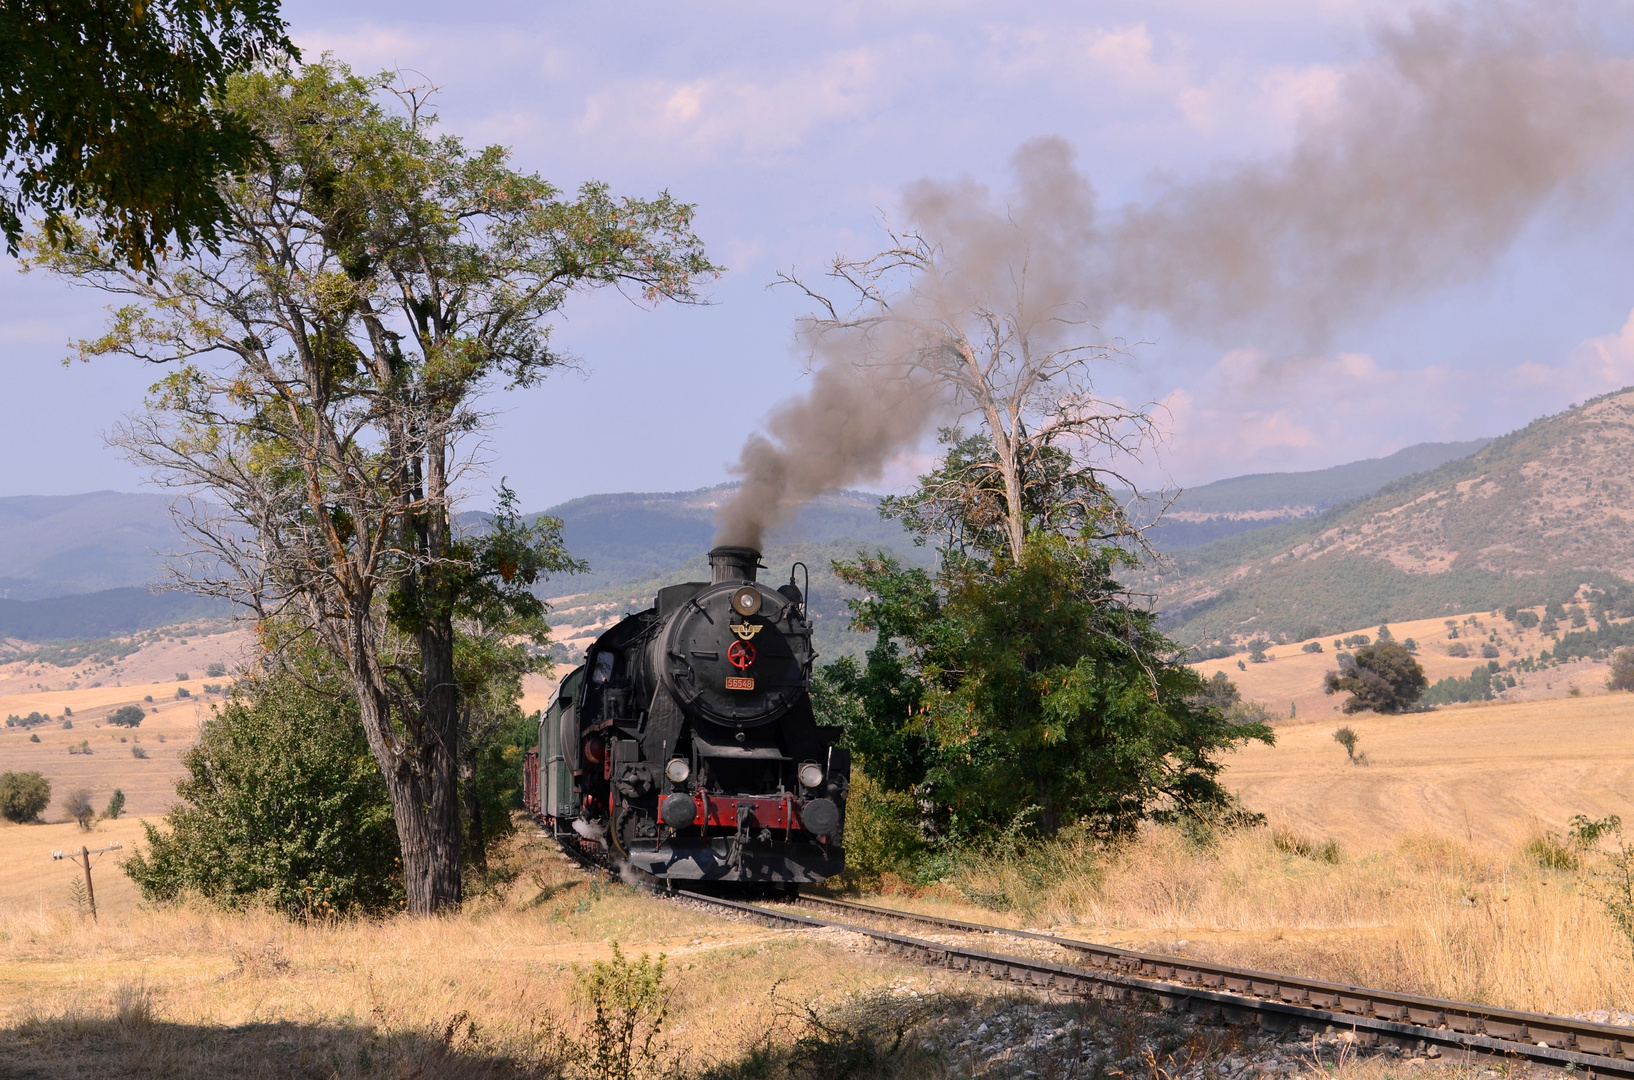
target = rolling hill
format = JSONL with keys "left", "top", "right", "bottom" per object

{"left": 1147, "top": 386, "right": 1634, "bottom": 648}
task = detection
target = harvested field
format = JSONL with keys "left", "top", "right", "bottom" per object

{"left": 1192, "top": 607, "right": 1623, "bottom": 722}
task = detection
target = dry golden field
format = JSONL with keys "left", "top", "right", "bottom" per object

{"left": 1191, "top": 607, "right": 1625, "bottom": 723}
{"left": 4, "top": 609, "right": 1634, "bottom": 1076}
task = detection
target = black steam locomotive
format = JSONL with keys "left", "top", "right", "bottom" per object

{"left": 523, "top": 546, "right": 849, "bottom": 885}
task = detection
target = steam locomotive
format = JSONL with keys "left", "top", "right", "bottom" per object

{"left": 523, "top": 546, "right": 849, "bottom": 885}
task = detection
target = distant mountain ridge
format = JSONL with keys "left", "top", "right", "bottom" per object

{"left": 0, "top": 441, "right": 1513, "bottom": 644}
{"left": 1146, "top": 387, "right": 1634, "bottom": 647}
{"left": 529, "top": 484, "right": 923, "bottom": 588}
{"left": 0, "top": 491, "right": 180, "bottom": 600}
{"left": 1150, "top": 440, "right": 1491, "bottom": 549}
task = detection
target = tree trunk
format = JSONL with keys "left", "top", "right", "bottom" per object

{"left": 414, "top": 439, "right": 464, "bottom": 913}
{"left": 460, "top": 706, "right": 488, "bottom": 872}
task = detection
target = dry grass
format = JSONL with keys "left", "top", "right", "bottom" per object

{"left": 0, "top": 829, "right": 982, "bottom": 1078}
{"left": 858, "top": 820, "right": 1634, "bottom": 1018}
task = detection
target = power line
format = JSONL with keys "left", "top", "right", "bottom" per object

{"left": 51, "top": 841, "right": 122, "bottom": 921}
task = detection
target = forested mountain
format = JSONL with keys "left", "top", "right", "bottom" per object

{"left": 1146, "top": 387, "right": 1634, "bottom": 648}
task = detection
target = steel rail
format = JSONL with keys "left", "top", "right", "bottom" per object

{"left": 675, "top": 890, "right": 1634, "bottom": 1077}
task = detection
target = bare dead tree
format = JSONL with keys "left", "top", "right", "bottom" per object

{"left": 778, "top": 224, "right": 1165, "bottom": 568}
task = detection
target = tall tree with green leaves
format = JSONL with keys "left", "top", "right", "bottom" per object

{"left": 36, "top": 60, "right": 718, "bottom": 914}
{"left": 1, "top": 0, "right": 296, "bottom": 267}
{"left": 824, "top": 434, "right": 1270, "bottom": 841}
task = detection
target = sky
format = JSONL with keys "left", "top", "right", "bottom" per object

{"left": 5, "top": 0, "right": 1634, "bottom": 512}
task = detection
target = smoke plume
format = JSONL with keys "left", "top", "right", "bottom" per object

{"left": 716, "top": 4, "right": 1634, "bottom": 545}
{"left": 713, "top": 354, "right": 937, "bottom": 550}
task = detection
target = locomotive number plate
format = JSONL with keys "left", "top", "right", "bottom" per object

{"left": 725, "top": 676, "right": 755, "bottom": 690}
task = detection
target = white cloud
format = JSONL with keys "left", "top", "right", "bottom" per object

{"left": 576, "top": 48, "right": 883, "bottom": 162}
{"left": 1561, "top": 307, "right": 1634, "bottom": 398}
{"left": 1154, "top": 305, "right": 1634, "bottom": 488}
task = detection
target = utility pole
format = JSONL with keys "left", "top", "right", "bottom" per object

{"left": 52, "top": 841, "right": 121, "bottom": 921}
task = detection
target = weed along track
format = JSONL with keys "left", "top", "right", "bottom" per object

{"left": 667, "top": 889, "right": 1634, "bottom": 1077}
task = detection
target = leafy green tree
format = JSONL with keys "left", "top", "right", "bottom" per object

{"left": 1323, "top": 641, "right": 1427, "bottom": 714}
{"left": 45, "top": 60, "right": 717, "bottom": 915}
{"left": 450, "top": 485, "right": 579, "bottom": 870}
{"left": 124, "top": 656, "right": 401, "bottom": 916}
{"left": 103, "top": 789, "right": 125, "bottom": 820}
{"left": 1191, "top": 671, "right": 1242, "bottom": 712}
{"left": 830, "top": 537, "right": 1272, "bottom": 840}
{"left": 0, "top": 770, "right": 51, "bottom": 822}
{"left": 1333, "top": 725, "right": 1359, "bottom": 761}
{"left": 1, "top": 0, "right": 295, "bottom": 267}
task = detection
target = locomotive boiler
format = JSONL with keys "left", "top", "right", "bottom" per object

{"left": 523, "top": 546, "right": 848, "bottom": 884}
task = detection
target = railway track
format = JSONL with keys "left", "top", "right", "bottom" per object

{"left": 673, "top": 888, "right": 1634, "bottom": 1077}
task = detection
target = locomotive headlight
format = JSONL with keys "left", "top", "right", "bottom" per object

{"left": 665, "top": 757, "right": 691, "bottom": 784}
{"left": 731, "top": 586, "right": 762, "bottom": 617}
{"left": 798, "top": 762, "right": 825, "bottom": 789}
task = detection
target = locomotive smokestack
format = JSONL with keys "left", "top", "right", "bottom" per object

{"left": 709, "top": 546, "right": 762, "bottom": 584}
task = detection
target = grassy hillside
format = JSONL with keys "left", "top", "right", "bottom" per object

{"left": 1148, "top": 387, "right": 1634, "bottom": 647}
{"left": 0, "top": 587, "right": 230, "bottom": 640}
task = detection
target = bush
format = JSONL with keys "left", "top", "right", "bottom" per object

{"left": 1324, "top": 642, "right": 1427, "bottom": 714}
{"left": 1447, "top": 641, "right": 1471, "bottom": 658}
{"left": 63, "top": 790, "right": 95, "bottom": 830}
{"left": 1480, "top": 643, "right": 1500, "bottom": 658}
{"left": 1301, "top": 641, "right": 1324, "bottom": 653}
{"left": 0, "top": 771, "right": 51, "bottom": 822}
{"left": 107, "top": 704, "right": 145, "bottom": 728}
{"left": 175, "top": 686, "right": 191, "bottom": 699}
{"left": 132, "top": 744, "right": 149, "bottom": 759}
{"left": 206, "top": 663, "right": 227, "bottom": 678}
{"left": 28, "top": 732, "right": 39, "bottom": 743}
{"left": 104, "top": 789, "right": 126, "bottom": 820}
{"left": 175, "top": 672, "right": 189, "bottom": 681}
{"left": 1273, "top": 826, "right": 1342, "bottom": 863}
{"left": 1608, "top": 649, "right": 1634, "bottom": 692}
{"left": 572, "top": 943, "right": 670, "bottom": 1080}
{"left": 1403, "top": 637, "right": 1418, "bottom": 653}
{"left": 1332, "top": 725, "right": 1359, "bottom": 761}
{"left": 123, "top": 665, "right": 401, "bottom": 916}
{"left": 1523, "top": 831, "right": 1579, "bottom": 871}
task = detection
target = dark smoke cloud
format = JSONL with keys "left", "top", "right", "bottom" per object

{"left": 713, "top": 356, "right": 937, "bottom": 550}
{"left": 1105, "top": 4, "right": 1634, "bottom": 342}
{"left": 716, "top": 3, "right": 1634, "bottom": 546}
